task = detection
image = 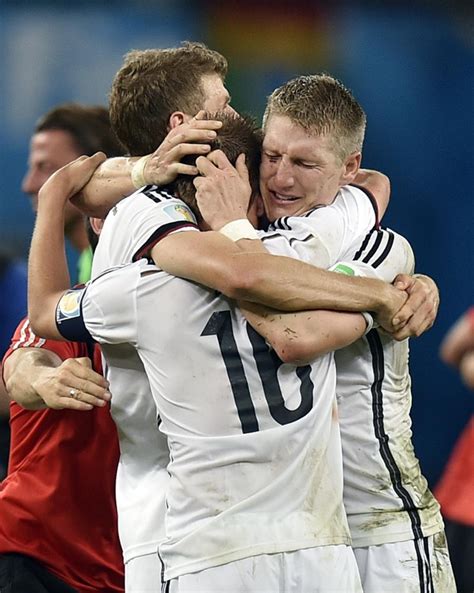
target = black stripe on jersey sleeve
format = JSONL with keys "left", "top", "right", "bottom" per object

{"left": 371, "top": 229, "right": 394, "bottom": 268}
{"left": 350, "top": 183, "right": 380, "bottom": 229}
{"left": 261, "top": 232, "right": 315, "bottom": 247}
{"left": 353, "top": 230, "right": 373, "bottom": 261}
{"left": 353, "top": 228, "right": 395, "bottom": 268}
{"left": 132, "top": 221, "right": 198, "bottom": 262}
{"left": 362, "top": 230, "right": 384, "bottom": 264}
{"left": 367, "top": 330, "right": 424, "bottom": 542}
{"left": 141, "top": 186, "right": 176, "bottom": 203}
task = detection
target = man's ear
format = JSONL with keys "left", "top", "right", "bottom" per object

{"left": 89, "top": 217, "right": 104, "bottom": 236}
{"left": 340, "top": 152, "right": 361, "bottom": 185}
{"left": 168, "top": 111, "right": 187, "bottom": 130}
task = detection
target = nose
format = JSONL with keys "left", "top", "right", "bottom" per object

{"left": 273, "top": 158, "right": 294, "bottom": 189}
{"left": 21, "top": 168, "right": 42, "bottom": 197}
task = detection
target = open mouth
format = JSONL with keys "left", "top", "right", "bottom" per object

{"left": 271, "top": 191, "right": 299, "bottom": 203}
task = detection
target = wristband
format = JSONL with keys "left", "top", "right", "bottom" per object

{"left": 361, "top": 312, "right": 376, "bottom": 335}
{"left": 219, "top": 219, "right": 259, "bottom": 242}
{"left": 131, "top": 155, "right": 151, "bottom": 189}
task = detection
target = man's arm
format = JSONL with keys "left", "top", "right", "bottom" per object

{"left": 29, "top": 155, "right": 406, "bottom": 342}
{"left": 151, "top": 231, "right": 406, "bottom": 326}
{"left": 352, "top": 168, "right": 390, "bottom": 219}
{"left": 440, "top": 308, "right": 474, "bottom": 389}
{"left": 28, "top": 154, "right": 106, "bottom": 338}
{"left": 3, "top": 348, "right": 110, "bottom": 411}
{"left": 73, "top": 112, "right": 223, "bottom": 217}
{"left": 240, "top": 302, "right": 368, "bottom": 365}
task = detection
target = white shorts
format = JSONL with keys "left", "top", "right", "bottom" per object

{"left": 353, "top": 531, "right": 456, "bottom": 593}
{"left": 125, "top": 552, "right": 162, "bottom": 593}
{"left": 166, "top": 545, "right": 362, "bottom": 593}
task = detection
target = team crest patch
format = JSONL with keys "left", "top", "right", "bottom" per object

{"left": 57, "top": 289, "right": 84, "bottom": 321}
{"left": 163, "top": 203, "right": 196, "bottom": 223}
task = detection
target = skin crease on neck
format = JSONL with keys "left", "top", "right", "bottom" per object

{"left": 22, "top": 129, "right": 89, "bottom": 251}
{"left": 259, "top": 114, "right": 360, "bottom": 223}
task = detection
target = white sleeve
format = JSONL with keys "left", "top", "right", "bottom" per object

{"left": 93, "top": 186, "right": 199, "bottom": 275}
{"left": 259, "top": 185, "right": 377, "bottom": 269}
{"left": 339, "top": 228, "right": 415, "bottom": 282}
{"left": 82, "top": 263, "right": 144, "bottom": 346}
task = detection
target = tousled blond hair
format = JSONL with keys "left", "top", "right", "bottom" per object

{"left": 110, "top": 42, "right": 228, "bottom": 155}
{"left": 263, "top": 74, "right": 366, "bottom": 162}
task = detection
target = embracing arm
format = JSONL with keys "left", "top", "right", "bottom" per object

{"left": 353, "top": 169, "right": 391, "bottom": 219}
{"left": 151, "top": 230, "right": 405, "bottom": 328}
{"left": 240, "top": 302, "right": 367, "bottom": 365}
{"left": 28, "top": 154, "right": 106, "bottom": 339}
{"left": 3, "top": 348, "right": 109, "bottom": 411}
{"left": 73, "top": 113, "right": 223, "bottom": 217}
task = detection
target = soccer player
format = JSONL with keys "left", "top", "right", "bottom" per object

{"left": 22, "top": 103, "right": 124, "bottom": 281}
{"left": 27, "top": 46, "right": 436, "bottom": 590}
{"left": 28, "top": 115, "right": 392, "bottom": 593}
{"left": 191, "top": 74, "right": 454, "bottom": 592}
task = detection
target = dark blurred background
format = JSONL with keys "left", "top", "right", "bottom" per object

{"left": 1, "top": 0, "right": 472, "bottom": 486}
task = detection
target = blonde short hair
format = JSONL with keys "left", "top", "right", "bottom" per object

{"left": 263, "top": 74, "right": 366, "bottom": 162}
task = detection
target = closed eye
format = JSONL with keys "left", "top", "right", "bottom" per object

{"left": 295, "top": 160, "right": 318, "bottom": 169}
{"left": 263, "top": 152, "right": 280, "bottom": 163}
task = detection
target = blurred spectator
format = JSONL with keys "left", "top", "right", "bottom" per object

{"left": 436, "top": 308, "right": 474, "bottom": 593}
{"left": 21, "top": 103, "right": 125, "bottom": 283}
{"left": 0, "top": 251, "right": 27, "bottom": 478}
{"left": 0, "top": 104, "right": 125, "bottom": 480}
{"left": 0, "top": 103, "right": 126, "bottom": 592}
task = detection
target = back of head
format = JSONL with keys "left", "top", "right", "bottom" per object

{"left": 263, "top": 74, "right": 366, "bottom": 162}
{"left": 174, "top": 112, "right": 262, "bottom": 221}
{"left": 35, "top": 103, "right": 125, "bottom": 157}
{"left": 109, "top": 41, "right": 228, "bottom": 156}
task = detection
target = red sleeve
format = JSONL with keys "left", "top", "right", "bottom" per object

{"left": 2, "top": 317, "right": 86, "bottom": 385}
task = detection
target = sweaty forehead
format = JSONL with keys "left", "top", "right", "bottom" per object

{"left": 263, "top": 116, "right": 335, "bottom": 160}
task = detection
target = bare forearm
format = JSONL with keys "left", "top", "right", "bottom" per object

{"left": 353, "top": 169, "right": 390, "bottom": 218}
{"left": 28, "top": 198, "right": 70, "bottom": 337}
{"left": 154, "top": 232, "right": 402, "bottom": 321}
{"left": 240, "top": 301, "right": 366, "bottom": 364}
{"left": 232, "top": 251, "right": 398, "bottom": 317}
{"left": 73, "top": 157, "right": 137, "bottom": 217}
{"left": 3, "top": 350, "right": 60, "bottom": 410}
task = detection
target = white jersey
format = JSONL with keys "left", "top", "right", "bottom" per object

{"left": 258, "top": 184, "right": 378, "bottom": 266}
{"left": 61, "top": 259, "right": 350, "bottom": 580}
{"left": 86, "top": 183, "right": 375, "bottom": 573}
{"left": 92, "top": 185, "right": 198, "bottom": 278}
{"left": 331, "top": 228, "right": 444, "bottom": 547}
{"left": 88, "top": 185, "right": 198, "bottom": 561}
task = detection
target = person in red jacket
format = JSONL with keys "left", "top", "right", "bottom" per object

{"left": 437, "top": 307, "right": 474, "bottom": 593}
{"left": 1, "top": 319, "right": 124, "bottom": 593}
